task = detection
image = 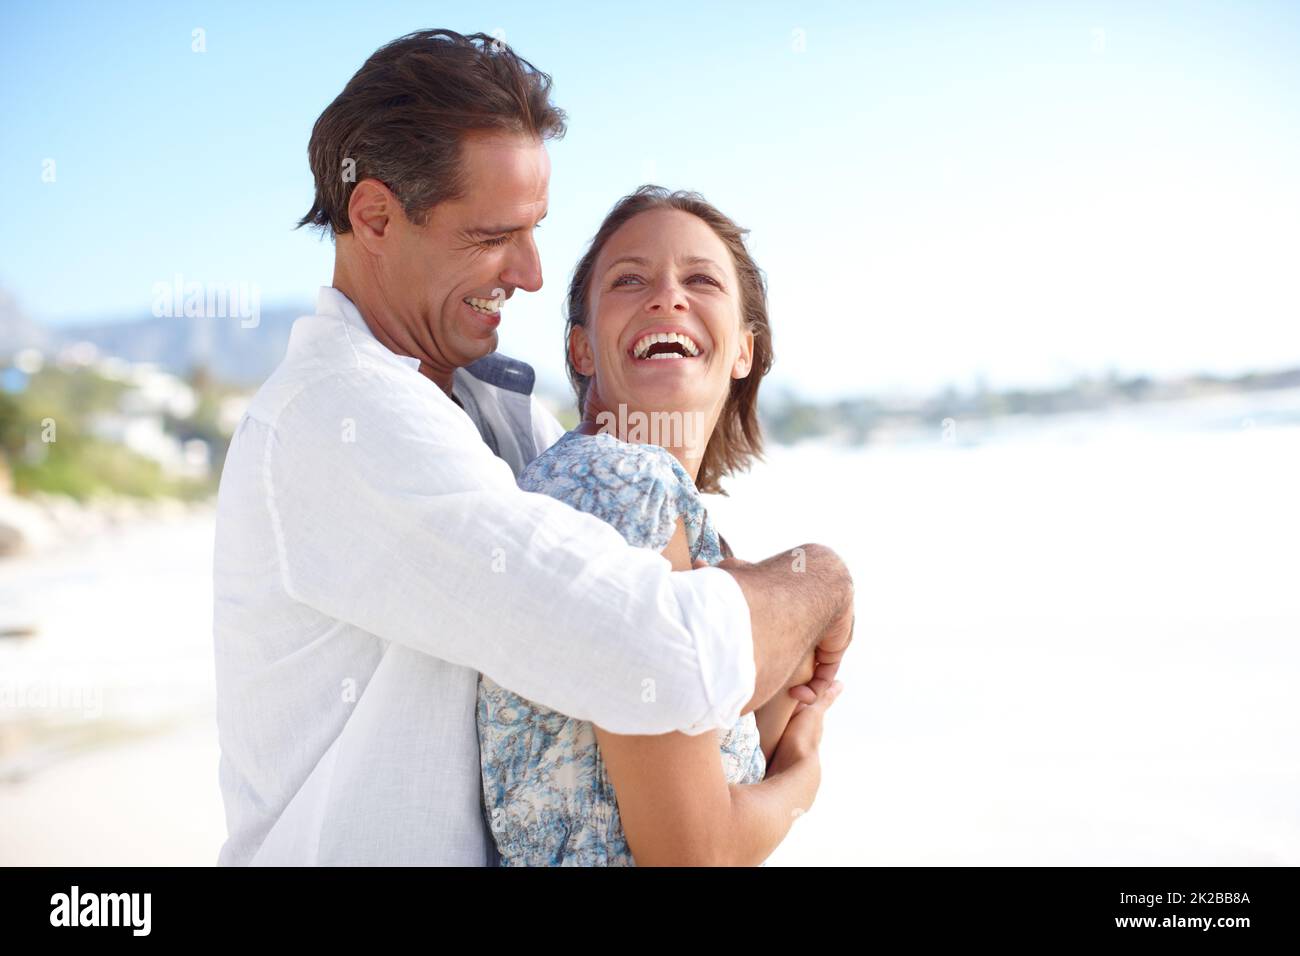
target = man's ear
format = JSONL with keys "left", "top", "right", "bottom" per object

{"left": 731, "top": 326, "right": 755, "bottom": 379}
{"left": 569, "top": 325, "right": 596, "bottom": 376}
{"left": 346, "top": 178, "right": 397, "bottom": 253}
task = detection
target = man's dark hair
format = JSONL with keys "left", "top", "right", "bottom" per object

{"left": 297, "top": 29, "right": 566, "bottom": 235}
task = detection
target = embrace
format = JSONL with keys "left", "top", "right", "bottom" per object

{"left": 213, "top": 29, "right": 855, "bottom": 867}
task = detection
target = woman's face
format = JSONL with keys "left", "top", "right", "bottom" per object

{"left": 572, "top": 208, "right": 754, "bottom": 426}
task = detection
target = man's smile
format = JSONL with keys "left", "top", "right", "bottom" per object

{"left": 463, "top": 290, "right": 504, "bottom": 316}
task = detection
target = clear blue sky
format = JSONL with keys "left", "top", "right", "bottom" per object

{"left": 3, "top": 0, "right": 1298, "bottom": 397}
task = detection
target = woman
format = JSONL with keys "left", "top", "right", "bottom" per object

{"left": 478, "top": 186, "right": 843, "bottom": 866}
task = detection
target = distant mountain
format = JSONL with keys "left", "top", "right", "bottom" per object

{"left": 0, "top": 293, "right": 306, "bottom": 387}
{"left": 0, "top": 295, "right": 580, "bottom": 398}
{"left": 0, "top": 289, "right": 52, "bottom": 354}
{"left": 55, "top": 308, "right": 305, "bottom": 386}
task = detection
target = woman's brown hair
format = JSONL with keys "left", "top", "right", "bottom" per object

{"left": 563, "top": 186, "right": 774, "bottom": 495}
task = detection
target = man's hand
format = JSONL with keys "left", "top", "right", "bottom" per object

{"left": 790, "top": 593, "right": 854, "bottom": 704}
{"left": 693, "top": 553, "right": 855, "bottom": 706}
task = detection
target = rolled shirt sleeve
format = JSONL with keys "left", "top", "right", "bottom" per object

{"left": 264, "top": 368, "right": 754, "bottom": 736}
{"left": 659, "top": 564, "right": 754, "bottom": 734}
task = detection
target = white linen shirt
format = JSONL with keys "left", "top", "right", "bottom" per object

{"left": 213, "top": 287, "right": 755, "bottom": 866}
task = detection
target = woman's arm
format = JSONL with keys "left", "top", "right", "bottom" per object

{"left": 588, "top": 519, "right": 816, "bottom": 866}
{"left": 753, "top": 650, "right": 814, "bottom": 764}
{"left": 593, "top": 722, "right": 819, "bottom": 866}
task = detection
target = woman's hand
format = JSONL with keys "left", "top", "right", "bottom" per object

{"left": 767, "top": 679, "right": 844, "bottom": 778}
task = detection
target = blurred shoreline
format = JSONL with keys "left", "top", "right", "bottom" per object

{"left": 0, "top": 504, "right": 217, "bottom": 793}
{"left": 0, "top": 490, "right": 213, "bottom": 562}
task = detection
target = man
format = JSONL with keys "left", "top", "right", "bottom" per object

{"left": 213, "top": 29, "right": 854, "bottom": 866}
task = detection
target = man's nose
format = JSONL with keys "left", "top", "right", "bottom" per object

{"left": 501, "top": 233, "right": 543, "bottom": 294}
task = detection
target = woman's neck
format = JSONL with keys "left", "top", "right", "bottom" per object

{"left": 578, "top": 401, "right": 717, "bottom": 485}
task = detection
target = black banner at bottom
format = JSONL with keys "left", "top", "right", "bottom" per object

{"left": 0, "top": 866, "right": 1293, "bottom": 943}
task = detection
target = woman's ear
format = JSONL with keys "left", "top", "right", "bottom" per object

{"left": 569, "top": 325, "right": 596, "bottom": 377}
{"left": 731, "top": 327, "right": 755, "bottom": 379}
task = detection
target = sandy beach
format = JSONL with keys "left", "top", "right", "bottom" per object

{"left": 2, "top": 395, "right": 1297, "bottom": 866}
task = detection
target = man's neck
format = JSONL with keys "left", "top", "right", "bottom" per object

{"left": 418, "top": 361, "right": 456, "bottom": 398}
{"left": 331, "top": 266, "right": 457, "bottom": 397}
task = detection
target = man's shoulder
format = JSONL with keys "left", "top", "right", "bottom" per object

{"left": 244, "top": 313, "right": 432, "bottom": 428}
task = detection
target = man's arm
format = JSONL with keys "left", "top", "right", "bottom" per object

{"left": 720, "top": 545, "right": 855, "bottom": 716}
{"left": 669, "top": 527, "right": 836, "bottom": 762}
{"left": 262, "top": 371, "right": 754, "bottom": 737}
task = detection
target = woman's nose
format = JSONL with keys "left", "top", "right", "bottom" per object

{"left": 646, "top": 278, "right": 688, "bottom": 313}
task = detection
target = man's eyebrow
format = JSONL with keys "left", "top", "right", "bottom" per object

{"left": 468, "top": 224, "right": 522, "bottom": 237}
{"left": 468, "top": 210, "right": 548, "bottom": 237}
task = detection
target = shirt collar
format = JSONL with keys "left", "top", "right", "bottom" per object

{"left": 315, "top": 286, "right": 421, "bottom": 372}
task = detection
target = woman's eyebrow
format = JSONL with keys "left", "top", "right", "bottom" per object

{"left": 604, "top": 255, "right": 651, "bottom": 273}
{"left": 603, "top": 254, "right": 723, "bottom": 273}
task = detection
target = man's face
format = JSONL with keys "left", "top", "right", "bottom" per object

{"left": 383, "top": 130, "right": 549, "bottom": 378}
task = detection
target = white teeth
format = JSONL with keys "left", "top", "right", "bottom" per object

{"left": 632, "top": 331, "right": 701, "bottom": 359}
{"left": 465, "top": 297, "right": 502, "bottom": 314}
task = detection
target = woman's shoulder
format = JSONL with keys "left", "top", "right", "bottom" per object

{"left": 521, "top": 429, "right": 693, "bottom": 494}
{"left": 518, "top": 429, "right": 700, "bottom": 549}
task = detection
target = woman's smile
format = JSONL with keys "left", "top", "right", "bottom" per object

{"left": 625, "top": 325, "right": 707, "bottom": 364}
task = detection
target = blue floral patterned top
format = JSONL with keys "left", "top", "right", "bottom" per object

{"left": 477, "top": 428, "right": 766, "bottom": 866}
